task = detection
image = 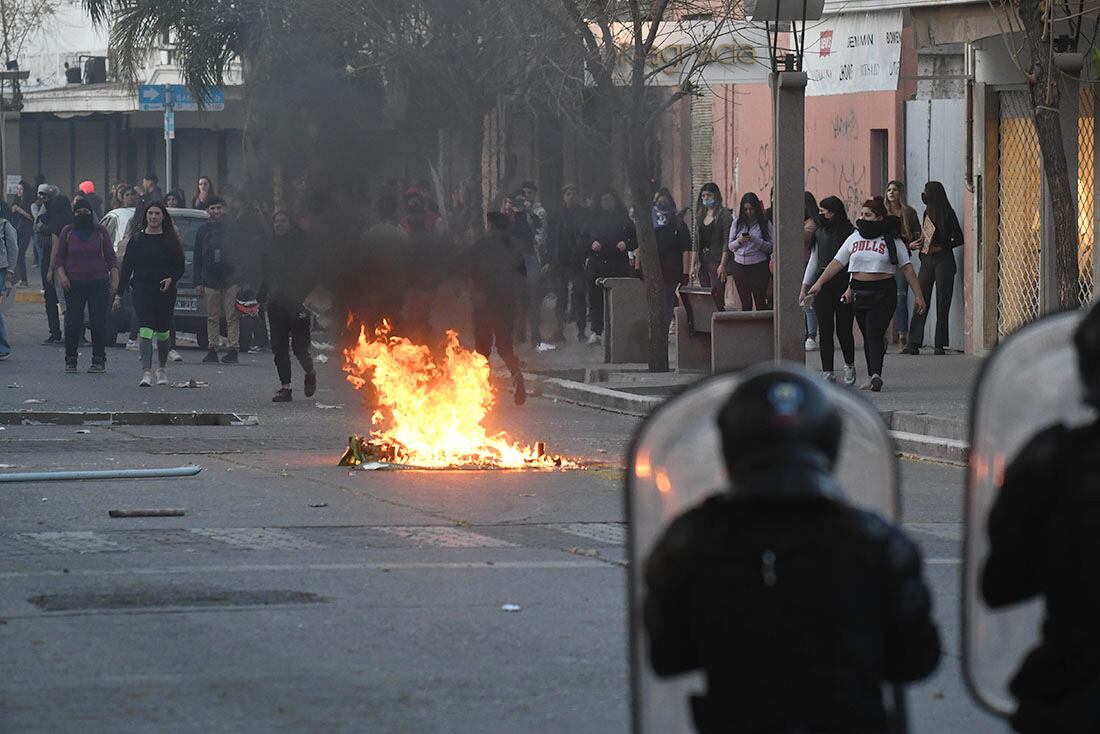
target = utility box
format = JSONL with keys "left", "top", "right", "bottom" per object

{"left": 598, "top": 277, "right": 647, "bottom": 364}
{"left": 711, "top": 310, "right": 774, "bottom": 373}
{"left": 675, "top": 286, "right": 723, "bottom": 372}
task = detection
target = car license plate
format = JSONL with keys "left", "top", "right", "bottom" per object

{"left": 175, "top": 297, "right": 198, "bottom": 311}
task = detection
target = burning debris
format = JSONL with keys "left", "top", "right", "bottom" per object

{"left": 341, "top": 321, "right": 575, "bottom": 470}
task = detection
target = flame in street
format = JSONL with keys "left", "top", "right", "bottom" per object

{"left": 343, "top": 320, "right": 570, "bottom": 469}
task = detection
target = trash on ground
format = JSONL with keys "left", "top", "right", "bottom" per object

{"left": 535, "top": 342, "right": 557, "bottom": 352}
{"left": 74, "top": 429, "right": 90, "bottom": 434}
{"left": 171, "top": 379, "right": 209, "bottom": 389}
{"left": 6, "top": 383, "right": 20, "bottom": 388}
{"left": 311, "top": 341, "right": 335, "bottom": 352}
{"left": 315, "top": 354, "right": 329, "bottom": 364}
{"left": 230, "top": 414, "right": 260, "bottom": 426}
{"left": 501, "top": 603, "right": 522, "bottom": 613}
{"left": 308, "top": 502, "right": 329, "bottom": 508}
{"left": 23, "top": 399, "right": 46, "bottom": 404}
{"left": 355, "top": 461, "right": 390, "bottom": 471}
{"left": 0, "top": 464, "right": 15, "bottom": 469}
{"left": 108, "top": 508, "right": 186, "bottom": 518}
{"left": 315, "top": 402, "right": 344, "bottom": 410}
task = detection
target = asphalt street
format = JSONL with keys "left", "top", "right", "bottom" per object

{"left": 0, "top": 297, "right": 1007, "bottom": 733}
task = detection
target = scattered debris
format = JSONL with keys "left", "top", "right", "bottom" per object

{"left": 315, "top": 403, "right": 344, "bottom": 410}
{"left": 355, "top": 462, "right": 390, "bottom": 471}
{"left": 230, "top": 414, "right": 260, "bottom": 426}
{"left": 108, "top": 508, "right": 186, "bottom": 518}
{"left": 0, "top": 466, "right": 202, "bottom": 484}
{"left": 597, "top": 449, "right": 608, "bottom": 454}
{"left": 0, "top": 464, "right": 15, "bottom": 469}
{"left": 311, "top": 341, "right": 335, "bottom": 352}
{"left": 501, "top": 603, "right": 522, "bottom": 613}
{"left": 74, "top": 429, "right": 90, "bottom": 434}
{"left": 171, "top": 379, "right": 209, "bottom": 389}
{"left": 23, "top": 399, "right": 46, "bottom": 405}
{"left": 315, "top": 354, "right": 329, "bottom": 364}
{"left": 308, "top": 502, "right": 329, "bottom": 508}
{"left": 6, "top": 383, "right": 21, "bottom": 388}
{"left": 535, "top": 343, "right": 557, "bottom": 353}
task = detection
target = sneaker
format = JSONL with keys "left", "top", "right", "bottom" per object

{"left": 16, "top": 281, "right": 28, "bottom": 288}
{"left": 0, "top": 352, "right": 9, "bottom": 361}
{"left": 805, "top": 336, "right": 819, "bottom": 351}
{"left": 870, "top": 374, "right": 883, "bottom": 392}
{"left": 65, "top": 363, "right": 77, "bottom": 373}
{"left": 202, "top": 349, "right": 220, "bottom": 363}
{"left": 139, "top": 371, "right": 153, "bottom": 387}
{"left": 272, "top": 388, "right": 292, "bottom": 402}
{"left": 247, "top": 346, "right": 262, "bottom": 355}
{"left": 125, "top": 339, "right": 139, "bottom": 351}
{"left": 897, "top": 334, "right": 908, "bottom": 354}
{"left": 576, "top": 329, "right": 588, "bottom": 343}
{"left": 221, "top": 349, "right": 238, "bottom": 365}
{"left": 44, "top": 336, "right": 62, "bottom": 346}
{"left": 842, "top": 364, "right": 857, "bottom": 386}
{"left": 87, "top": 361, "right": 105, "bottom": 374}
{"left": 535, "top": 342, "right": 557, "bottom": 352}
{"left": 155, "top": 368, "right": 168, "bottom": 386}
{"left": 304, "top": 371, "right": 317, "bottom": 398}
{"left": 902, "top": 345, "right": 921, "bottom": 356}
{"left": 859, "top": 378, "right": 874, "bottom": 391}
{"left": 586, "top": 332, "right": 602, "bottom": 346}
{"left": 167, "top": 349, "right": 183, "bottom": 363}
{"left": 822, "top": 371, "right": 836, "bottom": 382}
{"left": 934, "top": 347, "right": 947, "bottom": 356}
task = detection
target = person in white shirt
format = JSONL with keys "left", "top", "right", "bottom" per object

{"left": 808, "top": 196, "right": 925, "bottom": 392}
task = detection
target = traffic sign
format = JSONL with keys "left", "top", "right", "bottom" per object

{"left": 137, "top": 84, "right": 225, "bottom": 112}
{"left": 164, "top": 109, "right": 175, "bottom": 140}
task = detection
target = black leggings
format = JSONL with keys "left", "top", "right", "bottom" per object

{"left": 851, "top": 278, "right": 896, "bottom": 378}
{"left": 908, "top": 251, "right": 956, "bottom": 349}
{"left": 730, "top": 260, "right": 770, "bottom": 311}
{"left": 814, "top": 279, "right": 855, "bottom": 372}
{"left": 268, "top": 303, "right": 313, "bottom": 385}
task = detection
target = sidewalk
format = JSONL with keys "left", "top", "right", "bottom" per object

{"left": 519, "top": 335, "right": 980, "bottom": 464}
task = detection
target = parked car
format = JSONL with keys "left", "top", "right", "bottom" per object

{"left": 101, "top": 206, "right": 232, "bottom": 349}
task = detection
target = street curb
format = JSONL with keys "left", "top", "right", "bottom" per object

{"left": 15, "top": 290, "right": 44, "bottom": 304}
{"left": 531, "top": 375, "right": 971, "bottom": 463}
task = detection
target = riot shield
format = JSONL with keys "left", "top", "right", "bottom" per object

{"left": 964, "top": 310, "right": 1095, "bottom": 716}
{"left": 626, "top": 364, "right": 901, "bottom": 734}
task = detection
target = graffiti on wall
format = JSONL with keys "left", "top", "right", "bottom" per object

{"left": 831, "top": 110, "right": 859, "bottom": 140}
{"left": 806, "top": 158, "right": 867, "bottom": 217}
{"left": 757, "top": 143, "right": 772, "bottom": 204}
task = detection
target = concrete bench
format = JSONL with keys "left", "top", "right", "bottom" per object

{"left": 711, "top": 310, "right": 774, "bottom": 373}
{"left": 675, "top": 286, "right": 723, "bottom": 372}
{"left": 597, "top": 277, "right": 648, "bottom": 364}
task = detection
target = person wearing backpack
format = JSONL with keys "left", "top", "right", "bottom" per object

{"left": 52, "top": 197, "right": 118, "bottom": 373}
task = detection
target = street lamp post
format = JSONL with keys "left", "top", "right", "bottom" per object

{"left": 750, "top": 0, "right": 823, "bottom": 364}
{"left": 0, "top": 68, "right": 29, "bottom": 197}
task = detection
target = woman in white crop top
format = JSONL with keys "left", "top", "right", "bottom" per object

{"left": 808, "top": 197, "right": 925, "bottom": 393}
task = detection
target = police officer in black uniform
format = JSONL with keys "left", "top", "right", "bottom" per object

{"left": 982, "top": 302, "right": 1100, "bottom": 734}
{"left": 644, "top": 369, "right": 940, "bottom": 733}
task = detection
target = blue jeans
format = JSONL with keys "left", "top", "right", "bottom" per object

{"left": 805, "top": 308, "right": 818, "bottom": 339}
{"left": 894, "top": 269, "right": 909, "bottom": 336}
{"left": 0, "top": 268, "right": 10, "bottom": 354}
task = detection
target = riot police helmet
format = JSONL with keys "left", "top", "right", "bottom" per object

{"left": 1074, "top": 300, "right": 1100, "bottom": 408}
{"left": 716, "top": 367, "right": 843, "bottom": 474}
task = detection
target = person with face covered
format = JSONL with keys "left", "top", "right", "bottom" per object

{"left": 808, "top": 197, "right": 925, "bottom": 392}
{"left": 579, "top": 189, "right": 636, "bottom": 345}
{"left": 652, "top": 187, "right": 692, "bottom": 324}
{"left": 904, "top": 181, "right": 963, "bottom": 355}
{"left": 53, "top": 197, "right": 118, "bottom": 373}
{"left": 800, "top": 196, "right": 858, "bottom": 385}
{"left": 260, "top": 211, "right": 317, "bottom": 403}
{"left": 692, "top": 183, "right": 732, "bottom": 308}
{"left": 114, "top": 203, "right": 185, "bottom": 386}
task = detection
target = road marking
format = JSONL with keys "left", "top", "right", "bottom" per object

{"left": 188, "top": 528, "right": 324, "bottom": 551}
{"left": 548, "top": 522, "right": 625, "bottom": 546}
{"left": 374, "top": 526, "right": 517, "bottom": 548}
{"left": 0, "top": 560, "right": 610, "bottom": 580}
{"left": 16, "top": 531, "right": 127, "bottom": 553}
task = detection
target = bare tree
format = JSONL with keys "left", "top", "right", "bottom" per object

{"left": 0, "top": 0, "right": 61, "bottom": 65}
{"left": 990, "top": 1, "right": 1100, "bottom": 310}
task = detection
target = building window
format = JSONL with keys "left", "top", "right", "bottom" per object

{"left": 870, "top": 129, "right": 889, "bottom": 195}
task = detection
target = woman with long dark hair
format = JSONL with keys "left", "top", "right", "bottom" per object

{"left": 721, "top": 192, "right": 773, "bottom": 311}
{"left": 903, "top": 181, "right": 962, "bottom": 355}
{"left": 692, "top": 182, "right": 732, "bottom": 307}
{"left": 803, "top": 191, "right": 821, "bottom": 350}
{"left": 808, "top": 197, "right": 925, "bottom": 392}
{"left": 579, "top": 188, "right": 636, "bottom": 344}
{"left": 10, "top": 180, "right": 34, "bottom": 286}
{"left": 884, "top": 180, "right": 921, "bottom": 352}
{"left": 113, "top": 202, "right": 185, "bottom": 386}
{"left": 801, "top": 196, "right": 858, "bottom": 384}
{"left": 260, "top": 210, "right": 317, "bottom": 402}
{"left": 192, "top": 175, "right": 215, "bottom": 210}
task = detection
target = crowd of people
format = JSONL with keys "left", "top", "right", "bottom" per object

{"left": 0, "top": 167, "right": 962, "bottom": 399}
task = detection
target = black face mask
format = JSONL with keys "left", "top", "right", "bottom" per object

{"left": 74, "top": 212, "right": 94, "bottom": 229}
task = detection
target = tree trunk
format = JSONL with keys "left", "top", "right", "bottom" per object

{"left": 1020, "top": 0, "right": 1081, "bottom": 310}
{"left": 627, "top": 107, "right": 670, "bottom": 372}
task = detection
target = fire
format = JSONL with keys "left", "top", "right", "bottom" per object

{"left": 342, "top": 320, "right": 571, "bottom": 469}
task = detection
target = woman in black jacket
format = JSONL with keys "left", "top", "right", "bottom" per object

{"left": 904, "top": 181, "right": 962, "bottom": 355}
{"left": 113, "top": 202, "right": 185, "bottom": 387}
{"left": 692, "top": 182, "right": 732, "bottom": 308}
{"left": 580, "top": 189, "right": 636, "bottom": 345}
{"left": 261, "top": 211, "right": 317, "bottom": 402}
{"left": 800, "top": 196, "right": 857, "bottom": 384}
{"left": 652, "top": 187, "right": 691, "bottom": 323}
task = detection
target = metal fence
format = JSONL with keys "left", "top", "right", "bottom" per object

{"left": 997, "top": 90, "right": 1043, "bottom": 337}
{"left": 1079, "top": 85, "right": 1095, "bottom": 305}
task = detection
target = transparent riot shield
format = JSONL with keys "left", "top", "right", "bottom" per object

{"left": 626, "top": 364, "right": 901, "bottom": 734}
{"left": 964, "top": 310, "right": 1094, "bottom": 716}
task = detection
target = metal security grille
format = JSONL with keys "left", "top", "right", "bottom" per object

{"left": 1079, "top": 86, "right": 1095, "bottom": 304}
{"left": 997, "top": 91, "right": 1043, "bottom": 336}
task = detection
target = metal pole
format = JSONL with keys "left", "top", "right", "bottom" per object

{"left": 772, "top": 68, "right": 808, "bottom": 363}
{"left": 164, "top": 86, "right": 173, "bottom": 193}
{"left": 0, "top": 465, "right": 202, "bottom": 483}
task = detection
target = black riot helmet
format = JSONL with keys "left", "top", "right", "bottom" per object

{"left": 717, "top": 367, "right": 843, "bottom": 475}
{"left": 1074, "top": 300, "right": 1100, "bottom": 408}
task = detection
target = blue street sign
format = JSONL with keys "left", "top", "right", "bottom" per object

{"left": 137, "top": 84, "right": 225, "bottom": 112}
{"left": 164, "top": 109, "right": 175, "bottom": 140}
